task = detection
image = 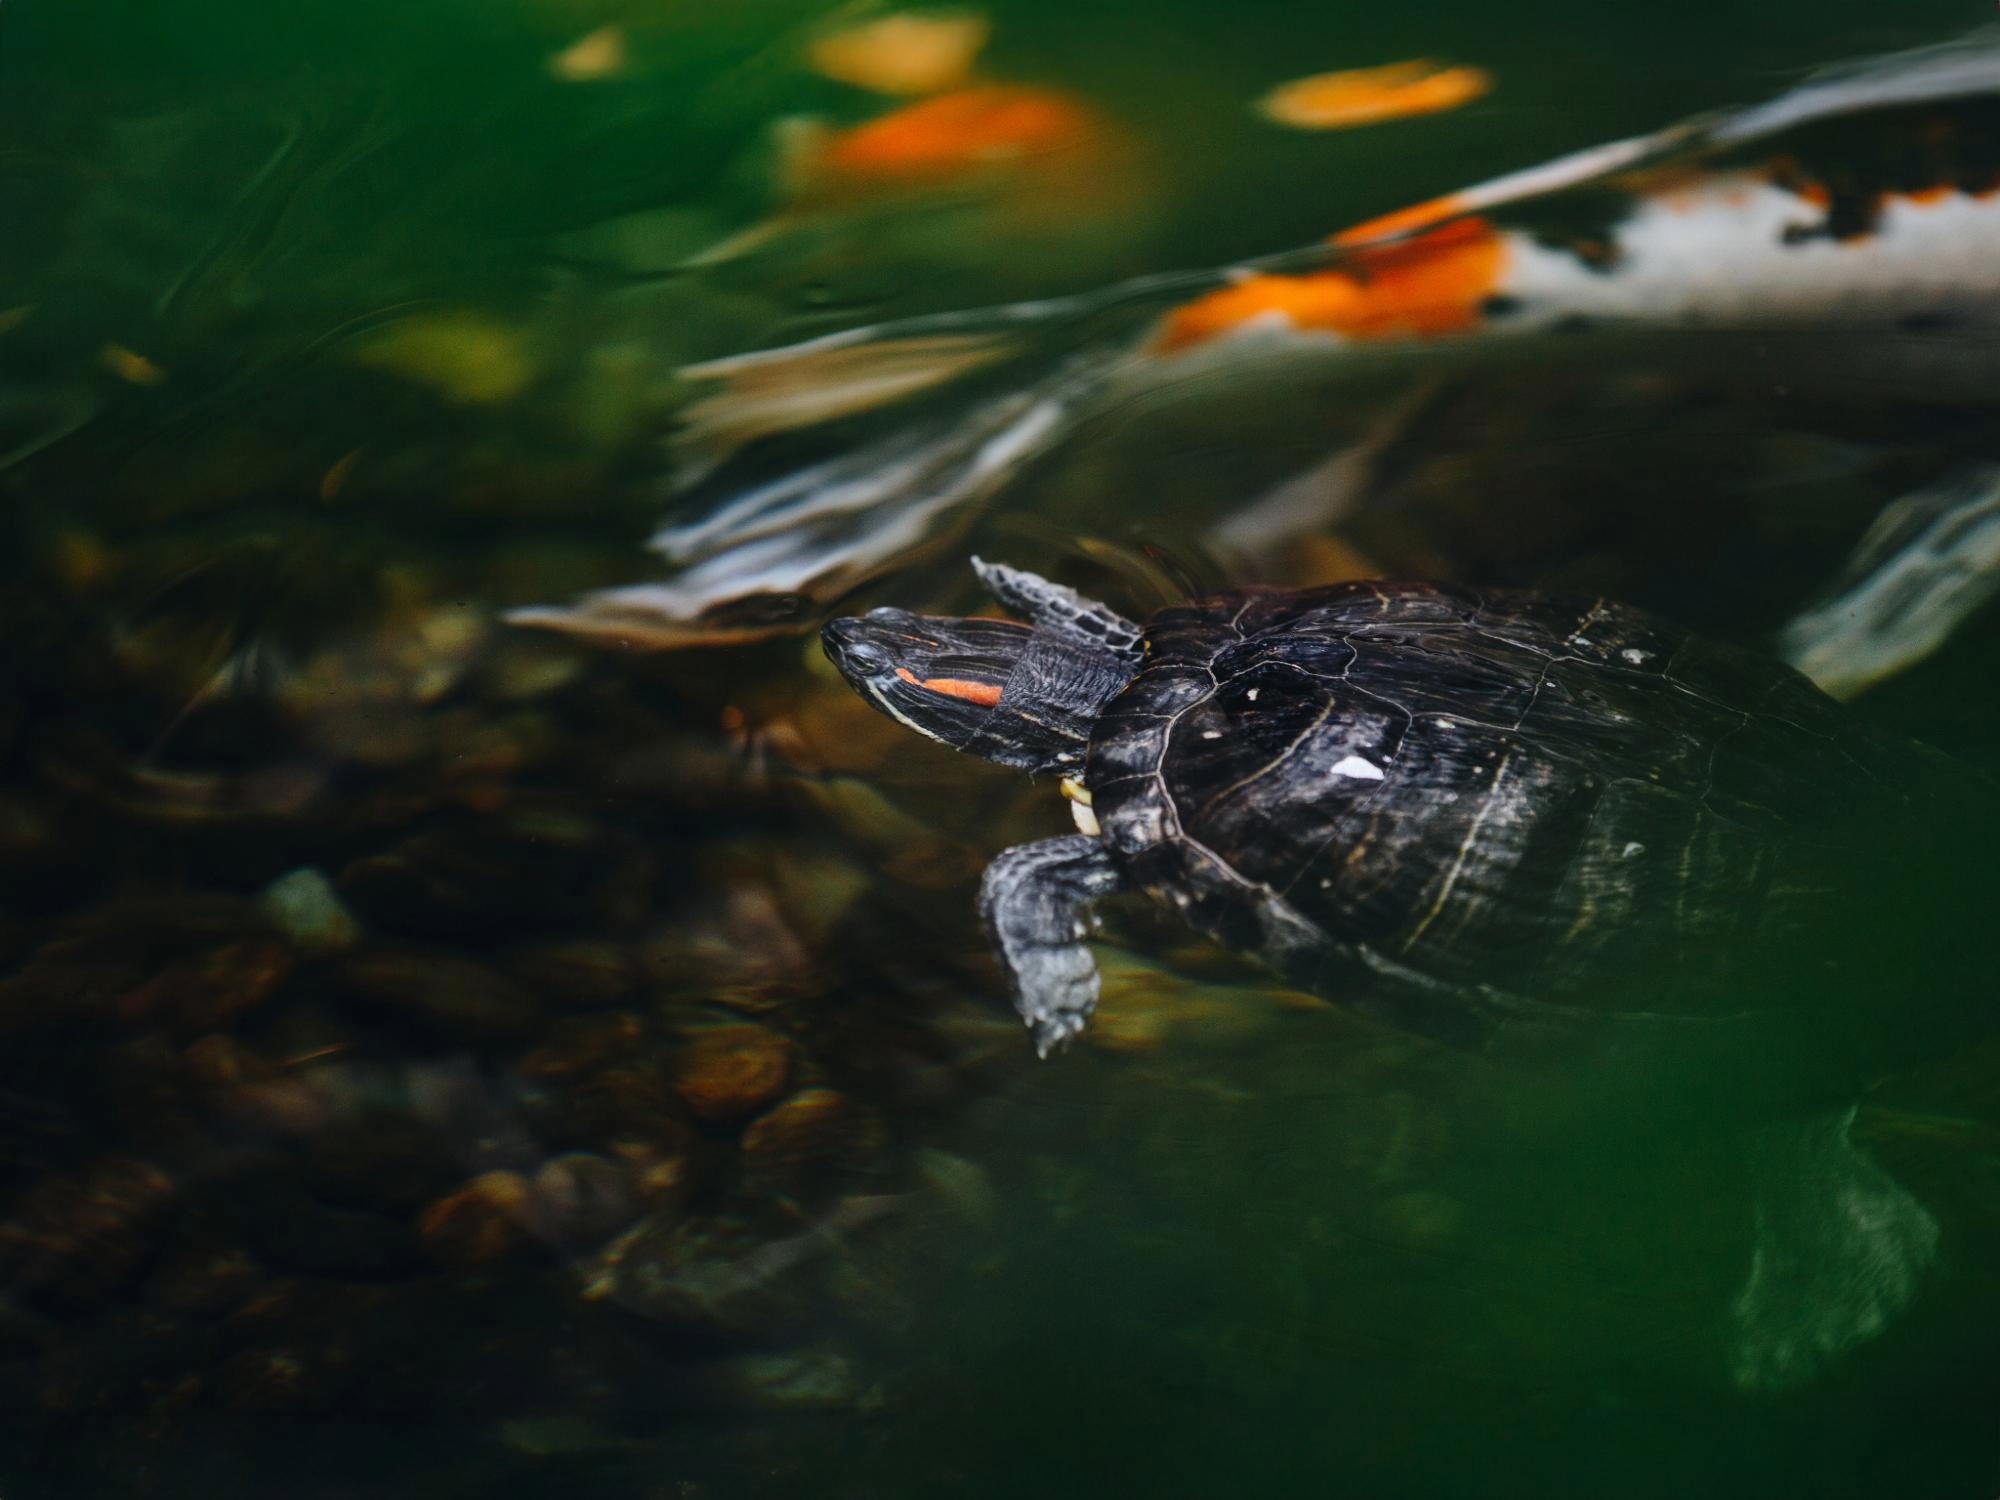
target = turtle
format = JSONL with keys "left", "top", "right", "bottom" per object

{"left": 821, "top": 558, "right": 1999, "bottom": 1387}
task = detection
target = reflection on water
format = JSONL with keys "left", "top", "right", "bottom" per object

{"left": 2, "top": 0, "right": 2000, "bottom": 1496}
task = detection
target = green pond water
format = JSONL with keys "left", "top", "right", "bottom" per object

{"left": 3, "top": 1, "right": 2000, "bottom": 1497}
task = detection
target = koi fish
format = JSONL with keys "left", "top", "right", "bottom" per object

{"left": 1255, "top": 59, "right": 1492, "bottom": 131}
{"left": 514, "top": 29, "right": 2000, "bottom": 689}
{"left": 661, "top": 78, "right": 1151, "bottom": 358}
{"left": 693, "top": 81, "right": 1141, "bottom": 271}
{"left": 807, "top": 9, "right": 991, "bottom": 98}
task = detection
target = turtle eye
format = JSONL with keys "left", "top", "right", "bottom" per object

{"left": 842, "top": 639, "right": 894, "bottom": 673}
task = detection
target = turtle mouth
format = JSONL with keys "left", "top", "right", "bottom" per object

{"left": 823, "top": 606, "right": 1045, "bottom": 757}
{"left": 821, "top": 607, "right": 958, "bottom": 684}
{"left": 822, "top": 609, "right": 1030, "bottom": 692}
{"left": 821, "top": 611, "right": 997, "bottom": 747}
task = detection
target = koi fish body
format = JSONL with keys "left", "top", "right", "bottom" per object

{"left": 513, "top": 29, "right": 2000, "bottom": 677}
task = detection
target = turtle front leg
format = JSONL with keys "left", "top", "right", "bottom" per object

{"left": 978, "top": 834, "right": 1125, "bottom": 1057}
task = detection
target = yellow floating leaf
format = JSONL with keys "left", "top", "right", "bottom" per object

{"left": 1257, "top": 59, "right": 1491, "bottom": 131}
{"left": 549, "top": 25, "right": 627, "bottom": 83}
{"left": 102, "top": 343, "right": 167, "bottom": 385}
{"left": 809, "top": 9, "right": 990, "bottom": 97}
{"left": 350, "top": 311, "right": 534, "bottom": 406}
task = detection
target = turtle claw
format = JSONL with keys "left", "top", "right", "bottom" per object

{"left": 978, "top": 833, "right": 1125, "bottom": 1059}
{"left": 1020, "top": 952, "right": 1100, "bottom": 1058}
{"left": 1029, "top": 1008, "right": 1089, "bottom": 1060}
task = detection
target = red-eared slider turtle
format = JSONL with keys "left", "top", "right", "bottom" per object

{"left": 822, "top": 559, "right": 1997, "bottom": 1387}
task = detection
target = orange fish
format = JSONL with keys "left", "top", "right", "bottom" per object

{"left": 1153, "top": 216, "right": 1507, "bottom": 353}
{"left": 808, "top": 10, "right": 991, "bottom": 97}
{"left": 519, "top": 29, "right": 2000, "bottom": 688}
{"left": 679, "top": 80, "right": 1150, "bottom": 310}
{"left": 786, "top": 83, "right": 1127, "bottom": 213}
{"left": 1256, "top": 59, "right": 1492, "bottom": 131}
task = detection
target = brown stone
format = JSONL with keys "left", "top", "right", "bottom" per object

{"left": 0, "top": 1156, "right": 177, "bottom": 1311}
{"left": 578, "top": 1213, "right": 818, "bottom": 1340}
{"left": 607, "top": 1140, "right": 695, "bottom": 1210}
{"left": 518, "top": 1012, "right": 648, "bottom": 1082}
{"left": 507, "top": 939, "right": 639, "bottom": 1008}
{"left": 529, "top": 1153, "right": 635, "bottom": 1248}
{"left": 215, "top": 1348, "right": 313, "bottom": 1413}
{"left": 120, "top": 937, "right": 294, "bottom": 1034}
{"left": 183, "top": 1035, "right": 328, "bottom": 1136}
{"left": 671, "top": 1023, "right": 792, "bottom": 1122}
{"left": 146, "top": 1249, "right": 262, "bottom": 1317}
{"left": 551, "top": 1060, "right": 696, "bottom": 1156}
{"left": 341, "top": 948, "right": 541, "bottom": 1038}
{"left": 739, "top": 1088, "right": 887, "bottom": 1198}
{"left": 416, "top": 1171, "right": 537, "bottom": 1267}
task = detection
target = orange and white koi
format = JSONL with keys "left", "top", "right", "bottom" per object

{"left": 514, "top": 29, "right": 2000, "bottom": 667}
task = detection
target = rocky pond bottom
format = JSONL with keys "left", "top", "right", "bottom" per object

{"left": 0, "top": 547, "right": 1997, "bottom": 1499}
{"left": 7, "top": 0, "right": 2000, "bottom": 1484}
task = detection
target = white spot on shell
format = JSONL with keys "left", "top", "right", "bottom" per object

{"left": 1621, "top": 648, "right": 1651, "bottom": 665}
{"left": 1435, "top": 717, "right": 1454, "bottom": 729}
{"left": 1246, "top": 688, "right": 1260, "bottom": 702}
{"left": 1622, "top": 841, "right": 1646, "bottom": 858}
{"left": 1330, "top": 755, "right": 1386, "bottom": 781}
{"left": 1201, "top": 729, "right": 1222, "bottom": 740}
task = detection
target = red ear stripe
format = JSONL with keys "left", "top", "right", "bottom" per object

{"left": 895, "top": 667, "right": 1005, "bottom": 706}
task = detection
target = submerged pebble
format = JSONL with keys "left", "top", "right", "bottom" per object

{"left": 259, "top": 867, "right": 364, "bottom": 956}
{"left": 579, "top": 1213, "right": 821, "bottom": 1341}
{"left": 529, "top": 1152, "right": 636, "bottom": 1249}
{"left": 507, "top": 939, "right": 639, "bottom": 1008}
{"left": 0, "top": 1156, "right": 177, "bottom": 1313}
{"left": 671, "top": 1023, "right": 794, "bottom": 1122}
{"left": 418, "top": 1171, "right": 539, "bottom": 1267}
{"left": 341, "top": 948, "right": 543, "bottom": 1039}
{"left": 741, "top": 1088, "right": 889, "bottom": 1198}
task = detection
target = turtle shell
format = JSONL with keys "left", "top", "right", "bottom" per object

{"left": 1086, "top": 580, "right": 1983, "bottom": 1050}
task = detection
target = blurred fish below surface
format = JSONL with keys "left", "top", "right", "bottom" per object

{"left": 519, "top": 26, "right": 2000, "bottom": 703}
{"left": 0, "top": 4, "right": 1193, "bottom": 675}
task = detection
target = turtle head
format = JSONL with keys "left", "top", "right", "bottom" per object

{"left": 822, "top": 602, "right": 1134, "bottom": 774}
